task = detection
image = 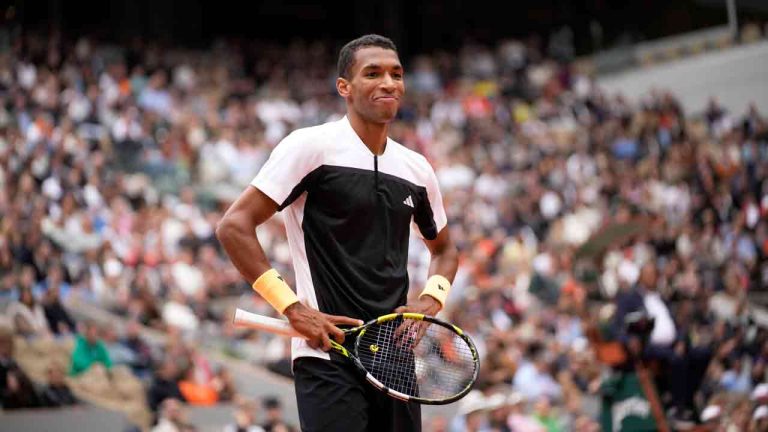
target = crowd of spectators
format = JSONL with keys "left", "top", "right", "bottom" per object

{"left": 1, "top": 25, "right": 767, "bottom": 431}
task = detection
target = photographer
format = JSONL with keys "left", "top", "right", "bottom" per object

{"left": 613, "top": 262, "right": 712, "bottom": 426}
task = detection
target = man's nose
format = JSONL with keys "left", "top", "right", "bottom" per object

{"left": 380, "top": 73, "right": 397, "bottom": 90}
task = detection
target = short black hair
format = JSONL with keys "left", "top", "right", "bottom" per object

{"left": 263, "top": 396, "right": 281, "bottom": 409}
{"left": 337, "top": 34, "right": 398, "bottom": 79}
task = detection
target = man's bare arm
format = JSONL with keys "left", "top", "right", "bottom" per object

{"left": 215, "top": 186, "right": 277, "bottom": 283}
{"left": 215, "top": 186, "right": 361, "bottom": 351}
{"left": 396, "top": 226, "right": 459, "bottom": 316}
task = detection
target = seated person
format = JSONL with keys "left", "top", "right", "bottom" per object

{"left": 147, "top": 358, "right": 186, "bottom": 413}
{"left": 7, "top": 287, "right": 51, "bottom": 338}
{"left": 121, "top": 320, "right": 154, "bottom": 378}
{"left": 178, "top": 365, "right": 218, "bottom": 406}
{"left": 0, "top": 327, "right": 41, "bottom": 409}
{"left": 223, "top": 398, "right": 265, "bottom": 432}
{"left": 42, "top": 284, "right": 76, "bottom": 336}
{"left": 41, "top": 361, "right": 79, "bottom": 407}
{"left": 102, "top": 325, "right": 139, "bottom": 368}
{"left": 151, "top": 398, "right": 196, "bottom": 432}
{"left": 261, "top": 397, "right": 297, "bottom": 432}
{"left": 70, "top": 320, "right": 113, "bottom": 376}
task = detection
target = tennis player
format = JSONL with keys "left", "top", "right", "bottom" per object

{"left": 216, "top": 34, "right": 458, "bottom": 431}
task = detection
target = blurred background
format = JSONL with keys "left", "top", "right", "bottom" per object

{"left": 1, "top": 1, "right": 768, "bottom": 431}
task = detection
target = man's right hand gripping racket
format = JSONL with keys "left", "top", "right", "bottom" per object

{"left": 233, "top": 308, "right": 480, "bottom": 405}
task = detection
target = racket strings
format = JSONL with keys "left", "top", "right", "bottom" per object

{"left": 357, "top": 318, "right": 476, "bottom": 400}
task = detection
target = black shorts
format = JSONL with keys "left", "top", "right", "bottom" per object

{"left": 293, "top": 356, "right": 421, "bottom": 432}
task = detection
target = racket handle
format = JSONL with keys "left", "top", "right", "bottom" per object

{"left": 233, "top": 308, "right": 304, "bottom": 339}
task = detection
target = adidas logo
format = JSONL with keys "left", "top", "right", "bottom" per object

{"left": 403, "top": 195, "right": 414, "bottom": 208}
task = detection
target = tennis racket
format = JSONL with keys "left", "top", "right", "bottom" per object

{"left": 233, "top": 308, "right": 479, "bottom": 405}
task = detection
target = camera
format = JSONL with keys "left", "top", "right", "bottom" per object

{"left": 624, "top": 311, "right": 655, "bottom": 339}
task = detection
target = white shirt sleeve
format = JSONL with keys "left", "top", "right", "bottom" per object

{"left": 644, "top": 293, "right": 677, "bottom": 346}
{"left": 412, "top": 161, "right": 448, "bottom": 240}
{"left": 251, "top": 130, "right": 322, "bottom": 209}
{"left": 425, "top": 165, "right": 448, "bottom": 233}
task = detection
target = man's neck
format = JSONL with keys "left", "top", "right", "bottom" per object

{"left": 348, "top": 112, "right": 388, "bottom": 155}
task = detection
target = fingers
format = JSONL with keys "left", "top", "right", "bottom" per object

{"left": 329, "top": 325, "right": 345, "bottom": 345}
{"left": 320, "top": 333, "right": 332, "bottom": 352}
{"left": 306, "top": 332, "right": 333, "bottom": 352}
{"left": 288, "top": 305, "right": 357, "bottom": 352}
{"left": 394, "top": 320, "right": 408, "bottom": 340}
{"left": 306, "top": 337, "right": 320, "bottom": 350}
{"left": 325, "top": 313, "right": 364, "bottom": 327}
{"left": 413, "top": 321, "right": 429, "bottom": 348}
{"left": 394, "top": 320, "right": 418, "bottom": 348}
{"left": 394, "top": 305, "right": 408, "bottom": 314}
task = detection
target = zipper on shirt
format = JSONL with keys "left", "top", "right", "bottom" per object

{"left": 374, "top": 155, "right": 379, "bottom": 189}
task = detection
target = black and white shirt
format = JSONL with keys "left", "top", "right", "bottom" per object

{"left": 252, "top": 116, "right": 447, "bottom": 361}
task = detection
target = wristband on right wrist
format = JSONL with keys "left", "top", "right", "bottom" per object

{"left": 251, "top": 269, "right": 299, "bottom": 314}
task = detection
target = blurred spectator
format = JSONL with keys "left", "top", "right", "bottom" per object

{"left": 178, "top": 364, "right": 218, "bottom": 406}
{"left": 212, "top": 365, "right": 237, "bottom": 403}
{"left": 102, "top": 324, "right": 141, "bottom": 370}
{"left": 506, "top": 393, "right": 546, "bottom": 432}
{"left": 223, "top": 397, "right": 265, "bottom": 432}
{"left": 751, "top": 405, "right": 768, "bottom": 432}
{"left": 425, "top": 415, "right": 450, "bottom": 432}
{"left": 147, "top": 358, "right": 186, "bottom": 413}
{"left": 572, "top": 415, "right": 600, "bottom": 432}
{"left": 512, "top": 343, "right": 562, "bottom": 401}
{"left": 70, "top": 320, "right": 113, "bottom": 376}
{"left": 7, "top": 287, "right": 51, "bottom": 338}
{"left": 121, "top": 320, "right": 154, "bottom": 378}
{"left": 42, "top": 284, "right": 76, "bottom": 336}
{"left": 449, "top": 390, "right": 493, "bottom": 432}
{"left": 40, "top": 361, "right": 79, "bottom": 407}
{"left": 720, "top": 355, "right": 752, "bottom": 394}
{"left": 261, "top": 397, "right": 296, "bottom": 432}
{"left": 699, "top": 404, "right": 722, "bottom": 427}
{"left": 0, "top": 327, "right": 41, "bottom": 409}
{"left": 152, "top": 398, "right": 196, "bottom": 432}
{"left": 532, "top": 397, "right": 564, "bottom": 432}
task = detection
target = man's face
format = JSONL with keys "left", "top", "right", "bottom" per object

{"left": 339, "top": 46, "right": 404, "bottom": 124}
{"left": 639, "top": 264, "right": 657, "bottom": 289}
{"left": 267, "top": 407, "right": 282, "bottom": 422}
{"left": 0, "top": 335, "right": 13, "bottom": 358}
{"left": 85, "top": 324, "right": 100, "bottom": 344}
{"left": 47, "top": 364, "right": 65, "bottom": 385}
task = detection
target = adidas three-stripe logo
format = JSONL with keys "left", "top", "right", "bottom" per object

{"left": 403, "top": 195, "right": 414, "bottom": 208}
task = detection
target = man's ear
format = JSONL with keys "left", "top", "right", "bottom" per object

{"left": 336, "top": 77, "right": 350, "bottom": 98}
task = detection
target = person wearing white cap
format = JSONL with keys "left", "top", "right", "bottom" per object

{"left": 505, "top": 392, "right": 546, "bottom": 432}
{"left": 751, "top": 383, "right": 768, "bottom": 403}
{"left": 751, "top": 405, "right": 768, "bottom": 432}
{"left": 449, "top": 390, "right": 492, "bottom": 432}
{"left": 700, "top": 404, "right": 722, "bottom": 425}
{"left": 485, "top": 393, "right": 511, "bottom": 431}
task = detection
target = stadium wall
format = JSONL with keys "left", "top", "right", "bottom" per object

{"left": 597, "top": 40, "right": 768, "bottom": 115}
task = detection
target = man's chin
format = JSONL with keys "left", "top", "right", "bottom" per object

{"left": 376, "top": 109, "right": 399, "bottom": 123}
{"left": 357, "top": 107, "right": 399, "bottom": 124}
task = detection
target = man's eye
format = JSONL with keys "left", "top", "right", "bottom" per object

{"left": 393, "top": 74, "right": 403, "bottom": 80}
{"left": 367, "top": 72, "right": 378, "bottom": 77}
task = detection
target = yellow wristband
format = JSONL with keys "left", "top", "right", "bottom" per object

{"left": 419, "top": 275, "right": 451, "bottom": 308}
{"left": 251, "top": 269, "right": 299, "bottom": 314}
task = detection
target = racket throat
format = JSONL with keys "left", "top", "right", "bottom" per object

{"left": 330, "top": 340, "right": 351, "bottom": 358}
